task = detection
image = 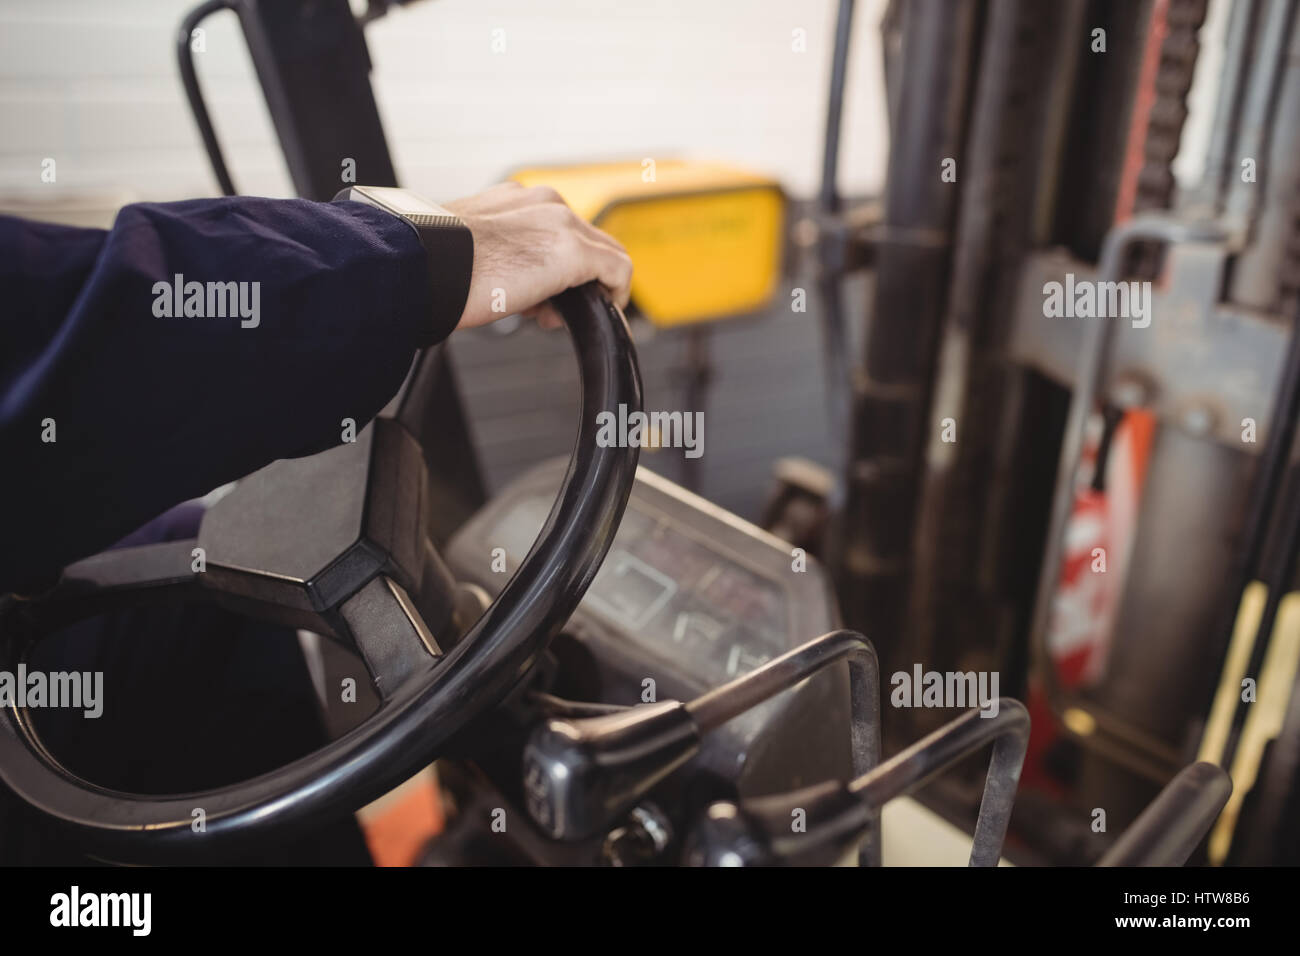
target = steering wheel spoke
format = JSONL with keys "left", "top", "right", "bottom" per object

{"left": 5, "top": 540, "right": 200, "bottom": 640}
{"left": 338, "top": 575, "right": 442, "bottom": 701}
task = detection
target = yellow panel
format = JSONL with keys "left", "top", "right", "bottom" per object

{"left": 598, "top": 188, "right": 783, "bottom": 326}
{"left": 510, "top": 161, "right": 785, "bottom": 327}
{"left": 511, "top": 160, "right": 777, "bottom": 220}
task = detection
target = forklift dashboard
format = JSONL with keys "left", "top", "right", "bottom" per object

{"left": 447, "top": 460, "right": 834, "bottom": 694}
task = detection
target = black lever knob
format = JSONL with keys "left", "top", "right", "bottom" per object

{"left": 522, "top": 701, "right": 700, "bottom": 840}
{"left": 683, "top": 780, "right": 869, "bottom": 867}
{"left": 522, "top": 630, "right": 882, "bottom": 847}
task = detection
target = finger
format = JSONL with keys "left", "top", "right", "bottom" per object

{"left": 580, "top": 235, "right": 633, "bottom": 310}
{"left": 575, "top": 215, "right": 628, "bottom": 258}
{"left": 472, "top": 182, "right": 566, "bottom": 214}
{"left": 521, "top": 302, "right": 563, "bottom": 329}
{"left": 517, "top": 184, "right": 567, "bottom": 208}
{"left": 534, "top": 303, "right": 564, "bottom": 331}
{"left": 570, "top": 221, "right": 632, "bottom": 309}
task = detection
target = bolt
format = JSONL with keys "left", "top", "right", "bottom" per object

{"left": 1181, "top": 404, "right": 1216, "bottom": 436}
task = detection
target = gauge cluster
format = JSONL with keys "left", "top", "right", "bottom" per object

{"left": 447, "top": 459, "right": 835, "bottom": 693}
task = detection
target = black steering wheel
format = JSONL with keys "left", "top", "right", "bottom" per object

{"left": 0, "top": 283, "right": 642, "bottom": 862}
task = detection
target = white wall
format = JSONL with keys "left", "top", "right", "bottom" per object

{"left": 0, "top": 0, "right": 891, "bottom": 219}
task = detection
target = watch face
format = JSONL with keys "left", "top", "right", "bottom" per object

{"left": 354, "top": 185, "right": 450, "bottom": 219}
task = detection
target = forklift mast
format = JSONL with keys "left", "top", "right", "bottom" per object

{"left": 829, "top": 0, "right": 1300, "bottom": 864}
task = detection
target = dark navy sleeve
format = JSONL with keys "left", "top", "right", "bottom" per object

{"left": 0, "top": 197, "right": 442, "bottom": 594}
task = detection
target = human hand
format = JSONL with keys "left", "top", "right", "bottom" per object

{"left": 445, "top": 183, "right": 632, "bottom": 331}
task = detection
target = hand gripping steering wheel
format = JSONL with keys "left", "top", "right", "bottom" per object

{"left": 0, "top": 284, "right": 642, "bottom": 862}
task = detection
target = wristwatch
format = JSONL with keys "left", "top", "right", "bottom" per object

{"left": 334, "top": 185, "right": 474, "bottom": 345}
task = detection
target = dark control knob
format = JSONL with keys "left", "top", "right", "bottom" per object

{"left": 522, "top": 700, "right": 700, "bottom": 840}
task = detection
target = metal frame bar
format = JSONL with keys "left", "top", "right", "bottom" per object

{"left": 1097, "top": 761, "right": 1232, "bottom": 866}
{"left": 849, "top": 699, "right": 1030, "bottom": 867}
{"left": 687, "top": 628, "right": 882, "bottom": 866}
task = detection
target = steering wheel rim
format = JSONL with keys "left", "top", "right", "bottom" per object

{"left": 0, "top": 283, "right": 642, "bottom": 862}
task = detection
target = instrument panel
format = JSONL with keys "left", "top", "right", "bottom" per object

{"left": 447, "top": 460, "right": 835, "bottom": 691}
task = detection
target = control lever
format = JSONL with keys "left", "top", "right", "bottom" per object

{"left": 521, "top": 630, "right": 881, "bottom": 861}
{"left": 1096, "top": 761, "right": 1231, "bottom": 866}
{"left": 683, "top": 699, "right": 1030, "bottom": 866}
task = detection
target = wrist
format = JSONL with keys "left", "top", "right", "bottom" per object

{"left": 332, "top": 186, "right": 474, "bottom": 345}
